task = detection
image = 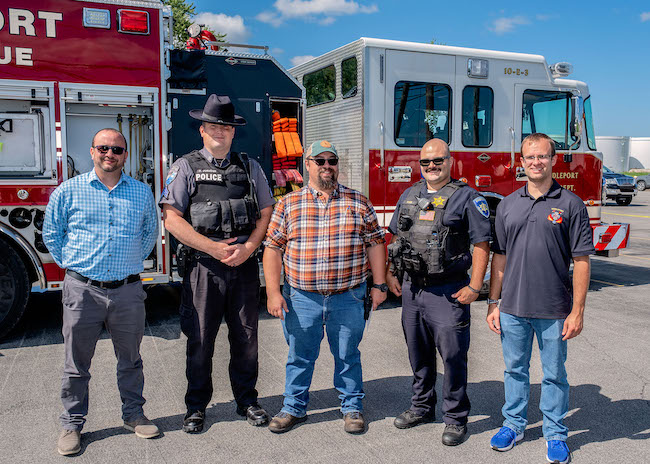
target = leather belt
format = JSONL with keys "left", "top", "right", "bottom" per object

{"left": 66, "top": 270, "right": 140, "bottom": 289}
{"left": 317, "top": 282, "right": 362, "bottom": 296}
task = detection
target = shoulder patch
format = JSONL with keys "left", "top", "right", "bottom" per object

{"left": 165, "top": 165, "right": 179, "bottom": 185}
{"left": 473, "top": 196, "right": 490, "bottom": 218}
{"left": 161, "top": 186, "right": 169, "bottom": 199}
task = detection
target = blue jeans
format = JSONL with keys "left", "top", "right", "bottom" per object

{"left": 280, "top": 283, "right": 367, "bottom": 417}
{"left": 500, "top": 312, "right": 569, "bottom": 441}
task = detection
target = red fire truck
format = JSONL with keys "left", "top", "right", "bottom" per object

{"left": 289, "top": 38, "right": 629, "bottom": 259}
{"left": 0, "top": 0, "right": 304, "bottom": 338}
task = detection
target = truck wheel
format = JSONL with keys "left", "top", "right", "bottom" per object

{"left": 616, "top": 196, "right": 632, "bottom": 206}
{"left": 637, "top": 180, "right": 646, "bottom": 191}
{"left": 0, "top": 237, "right": 30, "bottom": 339}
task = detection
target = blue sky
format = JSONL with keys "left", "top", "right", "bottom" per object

{"left": 190, "top": 0, "right": 650, "bottom": 137}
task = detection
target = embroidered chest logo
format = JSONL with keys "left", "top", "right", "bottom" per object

{"left": 547, "top": 208, "right": 564, "bottom": 224}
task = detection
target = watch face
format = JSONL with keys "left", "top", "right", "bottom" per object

{"left": 374, "top": 283, "right": 388, "bottom": 292}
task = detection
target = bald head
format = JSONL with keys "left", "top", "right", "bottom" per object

{"left": 421, "top": 138, "right": 450, "bottom": 158}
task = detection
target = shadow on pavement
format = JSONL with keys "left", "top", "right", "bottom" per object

{"left": 73, "top": 379, "right": 649, "bottom": 452}
{"left": 589, "top": 258, "right": 650, "bottom": 291}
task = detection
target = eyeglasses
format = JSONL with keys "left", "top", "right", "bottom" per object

{"left": 93, "top": 145, "right": 126, "bottom": 155}
{"left": 419, "top": 155, "right": 450, "bottom": 167}
{"left": 309, "top": 157, "right": 339, "bottom": 166}
{"left": 522, "top": 154, "right": 553, "bottom": 162}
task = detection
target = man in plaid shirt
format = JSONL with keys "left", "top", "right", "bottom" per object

{"left": 263, "top": 140, "right": 387, "bottom": 434}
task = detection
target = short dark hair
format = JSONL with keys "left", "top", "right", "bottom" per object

{"left": 92, "top": 128, "right": 128, "bottom": 151}
{"left": 521, "top": 133, "right": 555, "bottom": 158}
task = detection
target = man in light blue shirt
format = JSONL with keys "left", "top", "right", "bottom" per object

{"left": 43, "top": 128, "right": 159, "bottom": 456}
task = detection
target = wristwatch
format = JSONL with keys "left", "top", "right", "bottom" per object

{"left": 487, "top": 298, "right": 499, "bottom": 305}
{"left": 372, "top": 283, "right": 389, "bottom": 292}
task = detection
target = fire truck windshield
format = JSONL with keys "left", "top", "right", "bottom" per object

{"left": 522, "top": 90, "right": 579, "bottom": 150}
{"left": 584, "top": 96, "right": 596, "bottom": 150}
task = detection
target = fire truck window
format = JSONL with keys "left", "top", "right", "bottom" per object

{"left": 304, "top": 65, "right": 336, "bottom": 107}
{"left": 462, "top": 86, "right": 493, "bottom": 147}
{"left": 584, "top": 96, "right": 596, "bottom": 150}
{"left": 394, "top": 81, "right": 451, "bottom": 147}
{"left": 522, "top": 90, "right": 579, "bottom": 150}
{"left": 341, "top": 57, "right": 358, "bottom": 99}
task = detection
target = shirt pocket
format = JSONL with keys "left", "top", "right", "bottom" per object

{"left": 339, "top": 206, "right": 364, "bottom": 234}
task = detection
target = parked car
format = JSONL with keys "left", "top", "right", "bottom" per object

{"left": 634, "top": 173, "right": 650, "bottom": 191}
{"left": 602, "top": 166, "right": 637, "bottom": 205}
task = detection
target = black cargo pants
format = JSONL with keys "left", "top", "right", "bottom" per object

{"left": 401, "top": 276, "right": 471, "bottom": 426}
{"left": 180, "top": 256, "right": 260, "bottom": 412}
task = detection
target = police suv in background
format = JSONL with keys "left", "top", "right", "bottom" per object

{"left": 602, "top": 166, "right": 637, "bottom": 206}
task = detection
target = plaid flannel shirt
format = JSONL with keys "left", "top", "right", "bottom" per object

{"left": 264, "top": 184, "right": 385, "bottom": 293}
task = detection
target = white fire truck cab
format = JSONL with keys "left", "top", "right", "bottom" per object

{"left": 290, "top": 37, "right": 629, "bottom": 256}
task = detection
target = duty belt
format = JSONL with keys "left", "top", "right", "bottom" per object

{"left": 406, "top": 272, "right": 467, "bottom": 288}
{"left": 66, "top": 270, "right": 140, "bottom": 289}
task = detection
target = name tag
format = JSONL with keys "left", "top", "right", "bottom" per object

{"left": 196, "top": 172, "right": 223, "bottom": 182}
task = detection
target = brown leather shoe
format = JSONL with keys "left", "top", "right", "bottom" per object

{"left": 57, "top": 429, "right": 81, "bottom": 456}
{"left": 343, "top": 411, "right": 365, "bottom": 434}
{"left": 268, "top": 411, "right": 307, "bottom": 433}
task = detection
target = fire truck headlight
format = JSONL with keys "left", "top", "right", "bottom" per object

{"left": 8, "top": 208, "right": 32, "bottom": 229}
{"left": 83, "top": 8, "right": 111, "bottom": 29}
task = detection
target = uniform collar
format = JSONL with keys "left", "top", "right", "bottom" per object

{"left": 200, "top": 147, "right": 231, "bottom": 168}
{"left": 420, "top": 178, "right": 455, "bottom": 195}
{"left": 521, "top": 179, "right": 563, "bottom": 199}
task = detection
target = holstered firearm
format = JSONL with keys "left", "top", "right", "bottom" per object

{"left": 176, "top": 243, "right": 190, "bottom": 278}
{"left": 364, "top": 280, "right": 372, "bottom": 320}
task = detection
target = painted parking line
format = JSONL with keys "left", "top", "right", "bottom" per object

{"left": 602, "top": 212, "right": 650, "bottom": 218}
{"left": 590, "top": 278, "right": 623, "bottom": 287}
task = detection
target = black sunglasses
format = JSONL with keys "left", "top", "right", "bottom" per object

{"left": 309, "top": 157, "right": 339, "bottom": 166}
{"left": 419, "top": 155, "right": 450, "bottom": 167}
{"left": 93, "top": 145, "right": 126, "bottom": 155}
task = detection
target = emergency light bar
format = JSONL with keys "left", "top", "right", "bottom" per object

{"left": 549, "top": 62, "right": 573, "bottom": 78}
{"left": 118, "top": 9, "right": 150, "bottom": 35}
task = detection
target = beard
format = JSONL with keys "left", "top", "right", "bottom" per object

{"left": 315, "top": 169, "right": 338, "bottom": 190}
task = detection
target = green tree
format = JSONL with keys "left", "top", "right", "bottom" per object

{"left": 163, "top": 0, "right": 226, "bottom": 48}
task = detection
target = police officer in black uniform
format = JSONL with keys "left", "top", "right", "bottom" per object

{"left": 160, "top": 95, "right": 275, "bottom": 433}
{"left": 386, "top": 138, "right": 491, "bottom": 446}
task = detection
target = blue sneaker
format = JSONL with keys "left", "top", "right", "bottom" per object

{"left": 490, "top": 426, "right": 524, "bottom": 451}
{"left": 546, "top": 440, "right": 570, "bottom": 464}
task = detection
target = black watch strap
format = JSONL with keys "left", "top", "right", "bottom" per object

{"left": 372, "top": 283, "right": 388, "bottom": 292}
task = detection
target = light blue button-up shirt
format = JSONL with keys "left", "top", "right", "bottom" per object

{"left": 43, "top": 169, "right": 158, "bottom": 281}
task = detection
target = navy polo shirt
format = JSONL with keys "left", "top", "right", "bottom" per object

{"left": 493, "top": 180, "right": 595, "bottom": 319}
{"left": 389, "top": 180, "right": 492, "bottom": 276}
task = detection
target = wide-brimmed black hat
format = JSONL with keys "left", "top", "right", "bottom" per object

{"left": 189, "top": 94, "right": 247, "bottom": 126}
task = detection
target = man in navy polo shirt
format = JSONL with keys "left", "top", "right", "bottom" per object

{"left": 486, "top": 133, "right": 595, "bottom": 464}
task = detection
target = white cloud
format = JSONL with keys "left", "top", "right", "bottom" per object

{"left": 257, "top": 0, "right": 378, "bottom": 27}
{"left": 271, "top": 47, "right": 285, "bottom": 55}
{"left": 489, "top": 16, "right": 529, "bottom": 35}
{"left": 290, "top": 55, "right": 316, "bottom": 67}
{"left": 194, "top": 13, "right": 250, "bottom": 43}
{"left": 255, "top": 11, "right": 283, "bottom": 27}
{"left": 536, "top": 14, "right": 552, "bottom": 21}
{"left": 641, "top": 12, "right": 650, "bottom": 22}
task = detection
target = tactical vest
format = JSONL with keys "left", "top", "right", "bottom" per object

{"left": 388, "top": 180, "right": 470, "bottom": 280}
{"left": 183, "top": 150, "right": 259, "bottom": 239}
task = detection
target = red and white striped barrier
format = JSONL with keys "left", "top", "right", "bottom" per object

{"left": 591, "top": 223, "right": 630, "bottom": 251}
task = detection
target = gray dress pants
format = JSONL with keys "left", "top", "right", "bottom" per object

{"left": 60, "top": 274, "right": 147, "bottom": 431}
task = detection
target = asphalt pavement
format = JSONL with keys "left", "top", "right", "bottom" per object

{"left": 1, "top": 195, "right": 649, "bottom": 463}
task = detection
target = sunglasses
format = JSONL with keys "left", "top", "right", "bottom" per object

{"left": 419, "top": 155, "right": 450, "bottom": 167}
{"left": 93, "top": 145, "right": 126, "bottom": 155}
{"left": 309, "top": 157, "right": 339, "bottom": 166}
